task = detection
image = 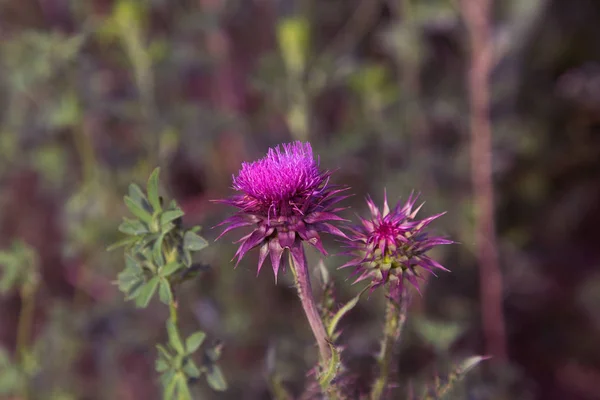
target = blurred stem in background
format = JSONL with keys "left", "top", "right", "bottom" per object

{"left": 113, "top": 0, "right": 158, "bottom": 165}
{"left": 15, "top": 273, "right": 39, "bottom": 400}
{"left": 461, "top": 0, "right": 507, "bottom": 362}
{"left": 277, "top": 15, "right": 311, "bottom": 141}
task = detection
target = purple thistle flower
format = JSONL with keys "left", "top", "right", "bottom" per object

{"left": 341, "top": 191, "right": 453, "bottom": 294}
{"left": 215, "top": 141, "right": 348, "bottom": 282}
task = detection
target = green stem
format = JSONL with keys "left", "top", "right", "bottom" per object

{"left": 169, "top": 299, "right": 178, "bottom": 325}
{"left": 370, "top": 285, "right": 409, "bottom": 400}
{"left": 16, "top": 285, "right": 35, "bottom": 360}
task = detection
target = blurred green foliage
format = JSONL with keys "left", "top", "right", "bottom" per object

{"left": 0, "top": 0, "right": 598, "bottom": 398}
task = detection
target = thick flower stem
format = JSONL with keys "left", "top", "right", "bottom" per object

{"left": 371, "top": 285, "right": 409, "bottom": 400}
{"left": 289, "top": 249, "right": 331, "bottom": 364}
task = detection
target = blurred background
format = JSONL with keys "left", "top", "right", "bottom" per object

{"left": 1, "top": 0, "right": 600, "bottom": 399}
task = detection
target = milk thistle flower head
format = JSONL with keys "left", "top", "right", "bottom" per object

{"left": 342, "top": 191, "right": 453, "bottom": 293}
{"left": 215, "top": 141, "right": 348, "bottom": 282}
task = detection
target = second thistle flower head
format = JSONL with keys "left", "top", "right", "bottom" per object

{"left": 342, "top": 191, "right": 453, "bottom": 293}
{"left": 215, "top": 141, "right": 348, "bottom": 281}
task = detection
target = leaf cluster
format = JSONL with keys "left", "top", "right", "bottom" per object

{"left": 110, "top": 168, "right": 227, "bottom": 398}
{"left": 156, "top": 322, "right": 226, "bottom": 399}
{"left": 109, "top": 168, "right": 208, "bottom": 308}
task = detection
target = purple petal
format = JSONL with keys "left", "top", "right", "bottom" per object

{"left": 256, "top": 242, "right": 269, "bottom": 276}
{"left": 234, "top": 229, "right": 267, "bottom": 266}
{"left": 269, "top": 239, "right": 285, "bottom": 283}
{"left": 382, "top": 188, "right": 390, "bottom": 216}
{"left": 215, "top": 219, "right": 255, "bottom": 240}
{"left": 298, "top": 229, "right": 327, "bottom": 255}
{"left": 418, "top": 256, "right": 450, "bottom": 272}
{"left": 304, "top": 211, "right": 347, "bottom": 224}
{"left": 405, "top": 273, "right": 422, "bottom": 296}
{"left": 317, "top": 222, "right": 348, "bottom": 239}
{"left": 365, "top": 195, "right": 380, "bottom": 218}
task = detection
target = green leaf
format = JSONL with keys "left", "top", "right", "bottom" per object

{"left": 180, "top": 248, "right": 192, "bottom": 268}
{"left": 156, "top": 344, "right": 173, "bottom": 361}
{"left": 128, "top": 183, "right": 147, "bottom": 205}
{"left": 135, "top": 276, "right": 159, "bottom": 308}
{"left": 124, "top": 196, "right": 153, "bottom": 224}
{"left": 158, "top": 280, "right": 173, "bottom": 304}
{"left": 124, "top": 280, "right": 145, "bottom": 300}
{"left": 182, "top": 359, "right": 200, "bottom": 378}
{"left": 160, "top": 262, "right": 183, "bottom": 277}
{"left": 147, "top": 168, "right": 162, "bottom": 212}
{"left": 125, "top": 253, "right": 139, "bottom": 270}
{"left": 413, "top": 317, "right": 465, "bottom": 352}
{"left": 117, "top": 264, "right": 144, "bottom": 297}
{"left": 106, "top": 236, "right": 139, "bottom": 251}
{"left": 160, "top": 209, "right": 184, "bottom": 227}
{"left": 167, "top": 320, "right": 185, "bottom": 355}
{"left": 118, "top": 219, "right": 148, "bottom": 236}
{"left": 318, "top": 343, "right": 340, "bottom": 388}
{"left": 185, "top": 331, "right": 206, "bottom": 354}
{"left": 205, "top": 365, "right": 227, "bottom": 391}
{"left": 183, "top": 231, "right": 208, "bottom": 252}
{"left": 153, "top": 233, "right": 166, "bottom": 267}
{"left": 155, "top": 358, "right": 169, "bottom": 372}
{"left": 326, "top": 286, "right": 368, "bottom": 337}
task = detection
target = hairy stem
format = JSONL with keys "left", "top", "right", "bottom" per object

{"left": 289, "top": 249, "right": 331, "bottom": 364}
{"left": 371, "top": 285, "right": 409, "bottom": 400}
